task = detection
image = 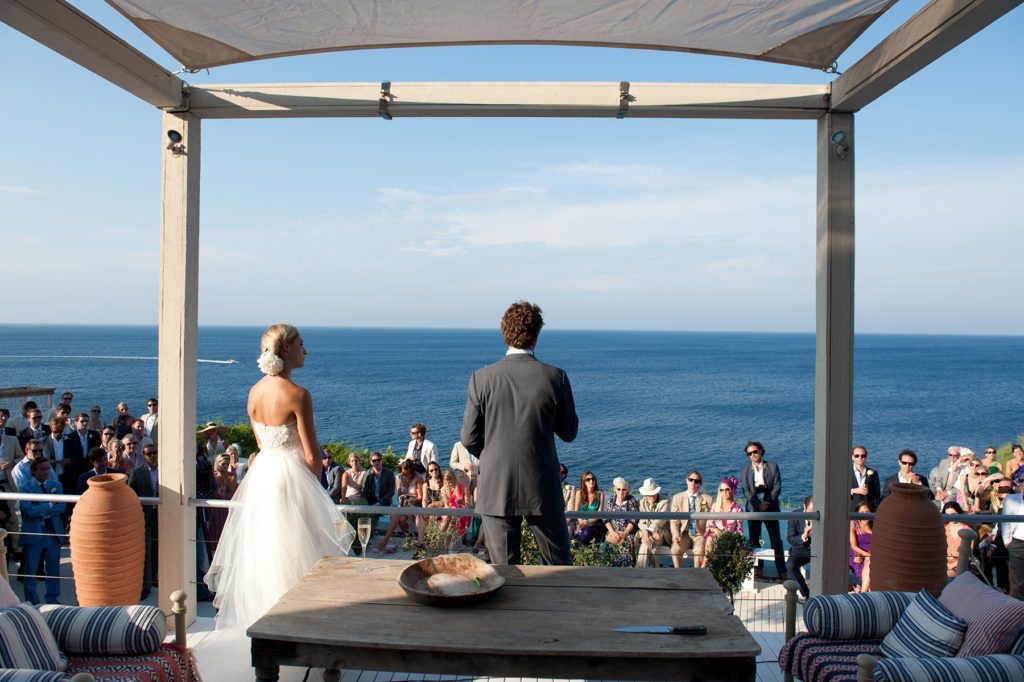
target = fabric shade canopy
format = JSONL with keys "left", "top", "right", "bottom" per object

{"left": 107, "top": 0, "right": 897, "bottom": 71}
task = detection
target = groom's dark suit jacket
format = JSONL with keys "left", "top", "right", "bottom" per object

{"left": 461, "top": 353, "right": 578, "bottom": 518}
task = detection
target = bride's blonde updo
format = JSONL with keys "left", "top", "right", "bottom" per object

{"left": 257, "top": 323, "right": 299, "bottom": 376}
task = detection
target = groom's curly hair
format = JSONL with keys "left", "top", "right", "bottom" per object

{"left": 501, "top": 301, "right": 544, "bottom": 350}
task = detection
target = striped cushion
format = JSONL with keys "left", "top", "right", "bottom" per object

{"left": 39, "top": 604, "right": 167, "bottom": 655}
{"left": 880, "top": 589, "right": 967, "bottom": 659}
{"left": 804, "top": 590, "right": 914, "bottom": 640}
{"left": 939, "top": 571, "right": 1024, "bottom": 657}
{"left": 874, "top": 654, "right": 1024, "bottom": 682}
{"left": 779, "top": 632, "right": 881, "bottom": 682}
{"left": 1010, "top": 629, "right": 1024, "bottom": 656}
{"left": 0, "top": 672, "right": 68, "bottom": 682}
{"left": 0, "top": 603, "right": 68, "bottom": 672}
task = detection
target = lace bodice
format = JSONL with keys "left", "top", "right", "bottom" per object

{"left": 253, "top": 421, "right": 301, "bottom": 450}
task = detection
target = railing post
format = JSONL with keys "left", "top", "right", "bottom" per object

{"left": 856, "top": 653, "right": 876, "bottom": 682}
{"left": 783, "top": 579, "right": 799, "bottom": 682}
{"left": 171, "top": 590, "right": 188, "bottom": 646}
{"left": 956, "top": 527, "right": 978, "bottom": 577}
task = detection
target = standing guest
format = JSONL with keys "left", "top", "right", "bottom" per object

{"left": 41, "top": 418, "right": 78, "bottom": 496}
{"left": 112, "top": 402, "right": 135, "bottom": 439}
{"left": 981, "top": 445, "right": 1002, "bottom": 475}
{"left": 87, "top": 406, "right": 104, "bottom": 432}
{"left": 560, "top": 463, "right": 577, "bottom": 536}
{"left": 999, "top": 479, "right": 1024, "bottom": 600}
{"left": 100, "top": 424, "right": 115, "bottom": 447}
{"left": 120, "top": 434, "right": 140, "bottom": 472}
{"left": 670, "top": 469, "right": 712, "bottom": 569}
{"left": 77, "top": 447, "right": 117, "bottom": 494}
{"left": 636, "top": 478, "right": 669, "bottom": 568}
{"left": 8, "top": 401, "right": 39, "bottom": 434}
{"left": 882, "top": 449, "right": 929, "bottom": 498}
{"left": 0, "top": 411, "right": 24, "bottom": 559}
{"left": 573, "top": 471, "right": 605, "bottom": 545}
{"left": 603, "top": 477, "right": 638, "bottom": 567}
{"left": 376, "top": 459, "right": 422, "bottom": 553}
{"left": 850, "top": 445, "right": 880, "bottom": 511}
{"left": 131, "top": 419, "right": 154, "bottom": 453}
{"left": 961, "top": 461, "right": 999, "bottom": 513}
{"left": 205, "top": 452, "right": 237, "bottom": 559}
{"left": 929, "top": 446, "right": 964, "bottom": 505}
{"left": 361, "top": 452, "right": 395, "bottom": 507}
{"left": 105, "top": 438, "right": 126, "bottom": 473}
{"left": 405, "top": 423, "right": 437, "bottom": 474}
{"left": 67, "top": 412, "right": 101, "bottom": 478}
{"left": 786, "top": 496, "right": 814, "bottom": 598}
{"left": 128, "top": 444, "right": 159, "bottom": 599}
{"left": 702, "top": 476, "right": 744, "bottom": 569}
{"left": 942, "top": 501, "right": 970, "bottom": 578}
{"left": 449, "top": 440, "right": 478, "bottom": 490}
{"left": 1008, "top": 444, "right": 1024, "bottom": 485}
{"left": 338, "top": 452, "right": 368, "bottom": 504}
{"left": 460, "top": 301, "right": 578, "bottom": 566}
{"left": 142, "top": 398, "right": 159, "bottom": 437}
{"left": 13, "top": 439, "right": 56, "bottom": 490}
{"left": 981, "top": 480, "right": 1014, "bottom": 592}
{"left": 53, "top": 405, "right": 74, "bottom": 435}
{"left": 849, "top": 502, "right": 873, "bottom": 591}
{"left": 194, "top": 444, "right": 215, "bottom": 602}
{"left": 0, "top": 406, "right": 18, "bottom": 436}
{"left": 741, "top": 441, "right": 786, "bottom": 581}
{"left": 197, "top": 422, "right": 227, "bottom": 458}
{"left": 19, "top": 459, "right": 65, "bottom": 605}
{"left": 18, "top": 408, "right": 49, "bottom": 449}
{"left": 49, "top": 391, "right": 75, "bottom": 420}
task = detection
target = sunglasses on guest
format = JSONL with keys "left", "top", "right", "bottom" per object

{"left": 745, "top": 449, "right": 760, "bottom": 456}
{"left": 719, "top": 487, "right": 731, "bottom": 492}
{"left": 852, "top": 453, "right": 866, "bottom": 459}
{"left": 900, "top": 460, "right": 914, "bottom": 466}
{"left": 688, "top": 477, "right": 702, "bottom": 484}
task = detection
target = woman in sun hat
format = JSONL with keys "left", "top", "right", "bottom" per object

{"left": 198, "top": 421, "right": 228, "bottom": 458}
{"left": 636, "top": 477, "right": 669, "bottom": 568}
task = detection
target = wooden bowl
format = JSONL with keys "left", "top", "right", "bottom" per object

{"left": 398, "top": 553, "right": 505, "bottom": 606}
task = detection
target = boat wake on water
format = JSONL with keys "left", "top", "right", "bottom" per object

{"left": 0, "top": 355, "right": 239, "bottom": 365}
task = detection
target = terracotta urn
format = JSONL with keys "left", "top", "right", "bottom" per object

{"left": 870, "top": 483, "right": 947, "bottom": 596}
{"left": 70, "top": 473, "right": 146, "bottom": 606}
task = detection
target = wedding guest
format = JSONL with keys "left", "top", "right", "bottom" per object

{"left": 361, "top": 452, "right": 395, "bottom": 507}
{"left": 112, "top": 402, "right": 135, "bottom": 439}
{"left": 702, "top": 476, "right": 743, "bottom": 569}
{"left": 419, "top": 462, "right": 445, "bottom": 544}
{"left": 17, "top": 408, "right": 48, "bottom": 449}
{"left": 67, "top": 412, "right": 101, "bottom": 478}
{"left": 194, "top": 444, "right": 215, "bottom": 602}
{"left": 636, "top": 478, "right": 669, "bottom": 568}
{"left": 100, "top": 424, "right": 115, "bottom": 447}
{"left": 942, "top": 501, "right": 970, "bottom": 578}
{"left": 323, "top": 450, "right": 343, "bottom": 501}
{"left": 929, "top": 446, "right": 964, "bottom": 504}
{"left": 0, "top": 407, "right": 17, "bottom": 437}
{"left": 19, "top": 459, "right": 65, "bottom": 604}
{"left": 1008, "top": 444, "right": 1024, "bottom": 485}
{"left": 560, "top": 463, "right": 576, "bottom": 536}
{"left": 339, "top": 452, "right": 368, "bottom": 504}
{"left": 198, "top": 422, "right": 227, "bottom": 458}
{"left": 961, "top": 461, "right": 1000, "bottom": 513}
{"left": 449, "top": 440, "right": 478, "bottom": 490}
{"left": 741, "top": 441, "right": 786, "bottom": 580}
{"left": 225, "top": 443, "right": 243, "bottom": 475}
{"left": 142, "top": 398, "right": 159, "bottom": 437}
{"left": 205, "top": 452, "right": 237, "bottom": 558}
{"left": 981, "top": 445, "right": 1002, "bottom": 475}
{"left": 882, "top": 449, "right": 929, "bottom": 498}
{"left": 54, "top": 405, "right": 74, "bottom": 435}
{"left": 603, "top": 477, "right": 638, "bottom": 567}
{"left": 405, "top": 422, "right": 437, "bottom": 474}
{"left": 77, "top": 447, "right": 117, "bottom": 494}
{"left": 573, "top": 471, "right": 605, "bottom": 545}
{"left": 980, "top": 480, "right": 1014, "bottom": 592}
{"left": 376, "top": 459, "right": 422, "bottom": 553}
{"left": 105, "top": 437, "right": 126, "bottom": 473}
{"left": 786, "top": 496, "right": 814, "bottom": 598}
{"left": 440, "top": 469, "right": 470, "bottom": 538}
{"left": 120, "top": 434, "right": 140, "bottom": 472}
{"left": 49, "top": 391, "right": 75, "bottom": 420}
{"left": 849, "top": 502, "right": 873, "bottom": 591}
{"left": 128, "top": 444, "right": 159, "bottom": 599}
{"left": 671, "top": 469, "right": 712, "bottom": 568}
{"left": 41, "top": 418, "right": 78, "bottom": 496}
{"left": 998, "top": 478, "right": 1024, "bottom": 599}
{"left": 850, "top": 445, "right": 880, "bottom": 511}
{"left": 7, "top": 400, "right": 36, "bottom": 434}
{"left": 88, "top": 405, "right": 104, "bottom": 432}
{"left": 0, "top": 413, "right": 23, "bottom": 558}
{"left": 131, "top": 419, "right": 153, "bottom": 453}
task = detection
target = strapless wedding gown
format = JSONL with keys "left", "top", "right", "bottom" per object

{"left": 198, "top": 421, "right": 355, "bottom": 680}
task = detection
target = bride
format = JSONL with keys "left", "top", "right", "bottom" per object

{"left": 203, "top": 324, "right": 354, "bottom": 648}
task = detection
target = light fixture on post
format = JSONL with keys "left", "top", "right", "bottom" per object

{"left": 831, "top": 130, "right": 850, "bottom": 160}
{"left": 165, "top": 129, "right": 185, "bottom": 155}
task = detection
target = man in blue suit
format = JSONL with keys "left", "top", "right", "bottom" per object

{"left": 20, "top": 458, "right": 65, "bottom": 604}
{"left": 741, "top": 440, "right": 786, "bottom": 581}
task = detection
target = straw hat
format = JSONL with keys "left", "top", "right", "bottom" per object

{"left": 197, "top": 421, "right": 227, "bottom": 437}
{"left": 637, "top": 478, "right": 661, "bottom": 496}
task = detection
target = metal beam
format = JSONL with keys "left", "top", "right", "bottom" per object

{"left": 157, "top": 111, "right": 200, "bottom": 622}
{"left": 811, "top": 113, "right": 855, "bottom": 596}
{"left": 189, "top": 82, "right": 829, "bottom": 119}
{"left": 830, "top": 0, "right": 1022, "bottom": 112}
{"left": 0, "top": 0, "right": 184, "bottom": 109}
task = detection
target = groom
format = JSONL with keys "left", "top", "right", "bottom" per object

{"left": 460, "top": 301, "right": 578, "bottom": 565}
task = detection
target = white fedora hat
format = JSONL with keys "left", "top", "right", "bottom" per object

{"left": 637, "top": 478, "right": 661, "bottom": 496}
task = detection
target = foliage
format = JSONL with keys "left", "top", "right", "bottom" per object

{"left": 412, "top": 516, "right": 461, "bottom": 559}
{"left": 705, "top": 531, "right": 754, "bottom": 603}
{"left": 518, "top": 519, "right": 622, "bottom": 567}
{"left": 996, "top": 435, "right": 1024, "bottom": 467}
{"left": 222, "top": 422, "right": 258, "bottom": 454}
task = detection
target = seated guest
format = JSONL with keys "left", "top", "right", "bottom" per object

{"left": 323, "top": 449, "right": 343, "bottom": 500}
{"left": 20, "top": 459, "right": 65, "bottom": 604}
{"left": 376, "top": 459, "right": 422, "bottom": 553}
{"left": 636, "top": 478, "right": 669, "bottom": 568}
{"left": 942, "top": 501, "right": 970, "bottom": 578}
{"left": 361, "top": 452, "right": 395, "bottom": 506}
{"left": 960, "top": 460, "right": 997, "bottom": 512}
{"left": 197, "top": 422, "right": 227, "bottom": 458}
{"left": 559, "top": 463, "right": 576, "bottom": 536}
{"left": 77, "top": 447, "right": 117, "bottom": 494}
{"left": 205, "top": 453, "right": 237, "bottom": 559}
{"left": 670, "top": 470, "right": 712, "bottom": 568}
{"left": 439, "top": 469, "right": 470, "bottom": 538}
{"left": 701, "top": 476, "right": 743, "bottom": 569}
{"left": 225, "top": 443, "right": 242, "bottom": 476}
{"left": 573, "top": 471, "right": 605, "bottom": 545}
{"left": 419, "top": 462, "right": 445, "bottom": 544}
{"left": 338, "top": 452, "right": 368, "bottom": 504}
{"left": 603, "top": 477, "right": 638, "bottom": 567}
{"left": 882, "top": 449, "right": 931, "bottom": 498}
{"left": 849, "top": 502, "right": 872, "bottom": 591}
{"left": 786, "top": 496, "right": 814, "bottom": 597}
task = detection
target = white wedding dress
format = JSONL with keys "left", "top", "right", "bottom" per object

{"left": 196, "top": 421, "right": 355, "bottom": 680}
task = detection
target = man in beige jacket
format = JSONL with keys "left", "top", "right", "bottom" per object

{"left": 670, "top": 469, "right": 713, "bottom": 568}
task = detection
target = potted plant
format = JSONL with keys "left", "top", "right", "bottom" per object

{"left": 705, "top": 530, "right": 754, "bottom": 605}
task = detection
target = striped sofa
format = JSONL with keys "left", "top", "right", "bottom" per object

{"left": 778, "top": 584, "right": 1024, "bottom": 682}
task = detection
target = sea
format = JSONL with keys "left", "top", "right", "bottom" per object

{"left": 1, "top": 325, "right": 1021, "bottom": 504}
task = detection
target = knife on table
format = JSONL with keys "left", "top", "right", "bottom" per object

{"left": 614, "top": 626, "right": 707, "bottom": 635}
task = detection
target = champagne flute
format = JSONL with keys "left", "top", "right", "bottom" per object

{"left": 357, "top": 517, "right": 373, "bottom": 573}
{"left": 332, "top": 519, "right": 349, "bottom": 565}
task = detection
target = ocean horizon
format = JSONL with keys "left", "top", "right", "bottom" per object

{"left": 2, "top": 324, "right": 1022, "bottom": 504}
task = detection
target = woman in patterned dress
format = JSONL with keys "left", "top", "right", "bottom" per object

{"left": 701, "top": 475, "right": 743, "bottom": 568}
{"left": 603, "top": 477, "right": 639, "bottom": 567}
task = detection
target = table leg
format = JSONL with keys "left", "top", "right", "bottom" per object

{"left": 324, "top": 669, "right": 341, "bottom": 682}
{"left": 254, "top": 664, "right": 279, "bottom": 681}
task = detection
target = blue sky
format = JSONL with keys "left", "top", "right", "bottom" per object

{"left": 2, "top": 2, "right": 1022, "bottom": 333}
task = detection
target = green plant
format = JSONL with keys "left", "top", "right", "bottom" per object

{"left": 705, "top": 531, "right": 754, "bottom": 604}
{"left": 517, "top": 519, "right": 621, "bottom": 566}
{"left": 996, "top": 435, "right": 1024, "bottom": 468}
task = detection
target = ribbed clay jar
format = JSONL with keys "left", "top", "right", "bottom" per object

{"left": 70, "top": 473, "right": 145, "bottom": 605}
{"left": 870, "top": 483, "right": 947, "bottom": 596}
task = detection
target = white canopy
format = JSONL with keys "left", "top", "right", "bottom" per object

{"left": 108, "top": 0, "right": 897, "bottom": 71}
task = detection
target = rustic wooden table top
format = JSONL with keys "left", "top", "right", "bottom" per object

{"left": 249, "top": 558, "right": 759, "bottom": 681}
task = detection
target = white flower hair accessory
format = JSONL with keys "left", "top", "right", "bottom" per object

{"left": 257, "top": 349, "right": 284, "bottom": 376}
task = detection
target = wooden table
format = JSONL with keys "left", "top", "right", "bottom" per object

{"left": 248, "top": 558, "right": 759, "bottom": 681}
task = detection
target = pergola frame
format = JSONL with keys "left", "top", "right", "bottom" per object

{"left": 3, "top": 0, "right": 1020, "bottom": 620}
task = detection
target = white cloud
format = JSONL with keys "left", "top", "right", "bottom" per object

{"left": 0, "top": 185, "right": 45, "bottom": 195}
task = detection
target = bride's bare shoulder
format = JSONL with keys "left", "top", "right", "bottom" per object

{"left": 247, "top": 377, "right": 308, "bottom": 424}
